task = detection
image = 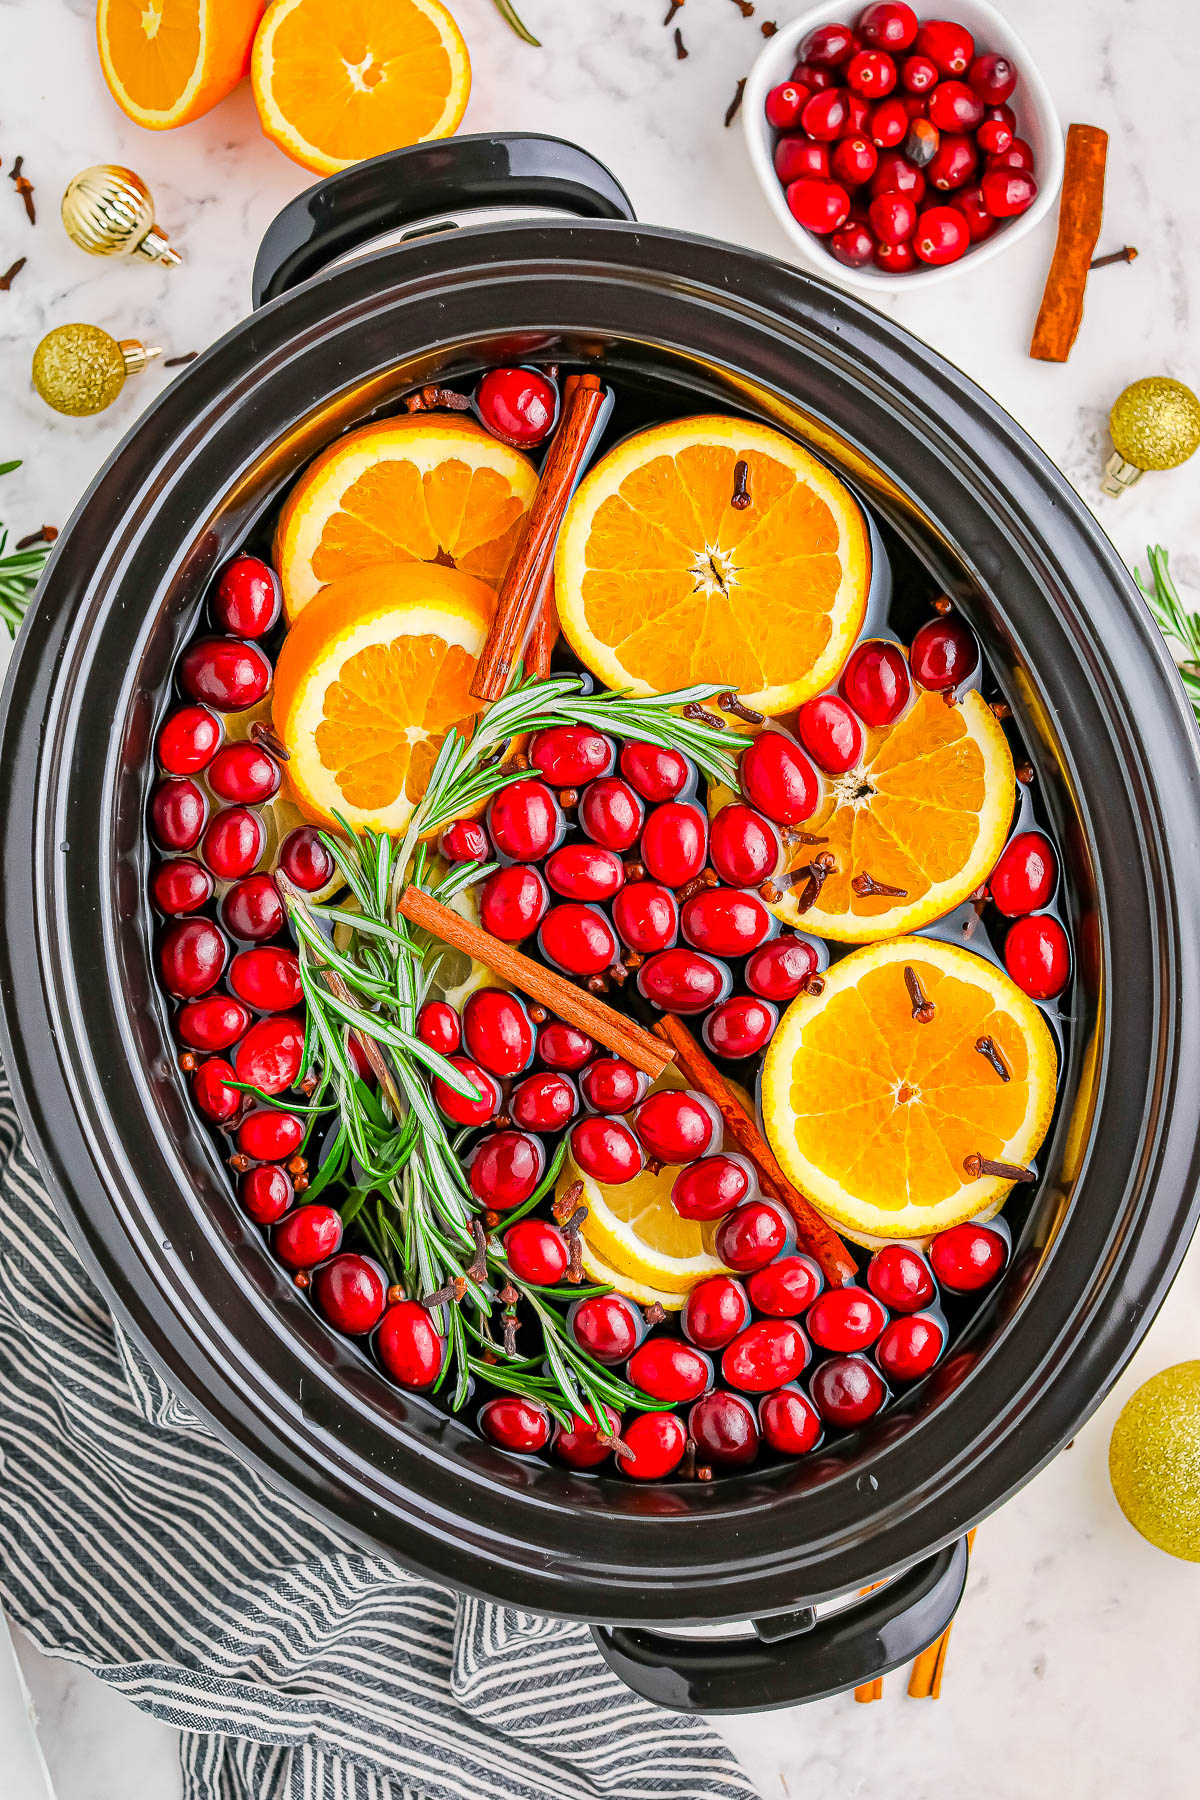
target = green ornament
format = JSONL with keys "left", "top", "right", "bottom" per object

{"left": 31, "top": 323, "right": 161, "bottom": 417}
{"left": 1109, "top": 1360, "right": 1200, "bottom": 1560}
{"left": 1102, "top": 377, "right": 1200, "bottom": 497}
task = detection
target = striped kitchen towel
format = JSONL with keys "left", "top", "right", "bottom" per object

{"left": 0, "top": 1065, "right": 758, "bottom": 1800}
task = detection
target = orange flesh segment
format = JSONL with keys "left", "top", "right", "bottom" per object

{"left": 313, "top": 635, "right": 480, "bottom": 812}
{"left": 267, "top": 1, "right": 452, "bottom": 156}
{"left": 311, "top": 459, "right": 528, "bottom": 589}
{"left": 104, "top": 0, "right": 201, "bottom": 107}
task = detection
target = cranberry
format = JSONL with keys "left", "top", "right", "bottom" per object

{"left": 234, "top": 1015, "right": 304, "bottom": 1093}
{"left": 539, "top": 903, "right": 617, "bottom": 976}
{"left": 152, "top": 857, "right": 213, "bottom": 916}
{"left": 537, "top": 1020, "right": 594, "bottom": 1071}
{"left": 981, "top": 168, "right": 1038, "bottom": 217}
{"left": 239, "top": 1163, "right": 292, "bottom": 1224}
{"left": 786, "top": 174, "right": 851, "bottom": 233}
{"left": 529, "top": 724, "right": 615, "bottom": 786}
{"left": 859, "top": 2, "right": 917, "bottom": 50}
{"left": 722, "top": 1318, "right": 809, "bottom": 1392}
{"left": 277, "top": 825, "right": 335, "bottom": 891}
{"left": 640, "top": 801, "right": 708, "bottom": 887}
{"left": 715, "top": 1201, "right": 788, "bottom": 1273}
{"left": 1005, "top": 914, "right": 1069, "bottom": 998}
{"left": 709, "top": 807, "right": 781, "bottom": 890}
{"left": 237, "top": 1108, "right": 303, "bottom": 1161}
{"left": 207, "top": 741, "right": 282, "bottom": 805}
{"left": 739, "top": 732, "right": 819, "bottom": 825}
{"left": 221, "top": 873, "right": 284, "bottom": 942}
{"left": 831, "top": 222, "right": 877, "bottom": 268}
{"left": 202, "top": 806, "right": 264, "bottom": 880}
{"left": 689, "top": 1390, "right": 760, "bottom": 1466}
{"left": 831, "top": 133, "right": 878, "bottom": 188}
{"left": 212, "top": 555, "right": 281, "bottom": 637}
{"left": 796, "top": 696, "right": 864, "bottom": 774}
{"left": 975, "top": 117, "right": 1012, "bottom": 156}
{"left": 376, "top": 1300, "right": 443, "bottom": 1389}
{"left": 983, "top": 101, "right": 1017, "bottom": 134}
{"left": 193, "top": 1057, "right": 239, "bottom": 1122}
{"left": 681, "top": 888, "right": 770, "bottom": 956}
{"left": 876, "top": 1312, "right": 945, "bottom": 1381}
{"left": 702, "top": 995, "right": 778, "bottom": 1060}
{"left": 628, "top": 1338, "right": 712, "bottom": 1404}
{"left": 927, "top": 133, "right": 977, "bottom": 191}
{"left": 847, "top": 49, "right": 896, "bottom": 97}
{"left": 759, "top": 1385, "right": 823, "bottom": 1454}
{"left": 869, "top": 191, "right": 918, "bottom": 244}
{"left": 479, "top": 864, "right": 549, "bottom": 940}
{"left": 580, "top": 1058, "right": 644, "bottom": 1115}
{"left": 745, "top": 934, "right": 819, "bottom": 1003}
{"left": 635, "top": 1090, "right": 715, "bottom": 1164}
{"left": 480, "top": 1394, "right": 552, "bottom": 1453}
{"left": 904, "top": 115, "right": 940, "bottom": 167}
{"left": 177, "top": 993, "right": 251, "bottom": 1051}
{"left": 672, "top": 1155, "right": 751, "bottom": 1221}
{"left": 927, "top": 78, "right": 984, "bottom": 132}
{"left": 811, "top": 1353, "right": 887, "bottom": 1425}
{"left": 986, "top": 140, "right": 1035, "bottom": 173}
{"left": 553, "top": 1403, "right": 621, "bottom": 1469}
{"left": 968, "top": 52, "right": 1017, "bottom": 104}
{"left": 638, "top": 947, "right": 730, "bottom": 1014}
{"left": 433, "top": 1056, "right": 501, "bottom": 1125}
{"left": 312, "top": 1253, "right": 385, "bottom": 1335}
{"left": 910, "top": 616, "right": 979, "bottom": 690}
{"left": 417, "top": 1000, "right": 461, "bottom": 1055}
{"left": 931, "top": 1221, "right": 1008, "bottom": 1291}
{"left": 468, "top": 1129, "right": 544, "bottom": 1207}
{"left": 619, "top": 741, "right": 691, "bottom": 803}
{"left": 229, "top": 945, "right": 301, "bottom": 1012}
{"left": 569, "top": 1116, "right": 642, "bottom": 1184}
{"left": 799, "top": 20, "right": 857, "bottom": 64}
{"left": 870, "top": 149, "right": 926, "bottom": 200}
{"left": 867, "top": 1243, "right": 935, "bottom": 1313}
{"left": 504, "top": 1218, "right": 568, "bottom": 1285}
{"left": 807, "top": 1284, "right": 888, "bottom": 1351}
{"left": 682, "top": 1275, "right": 750, "bottom": 1350}
{"left": 612, "top": 882, "right": 678, "bottom": 953}
{"left": 544, "top": 843, "right": 624, "bottom": 902}
{"left": 955, "top": 183, "right": 998, "bottom": 242}
{"left": 157, "top": 705, "right": 221, "bottom": 774}
{"left": 900, "top": 51, "right": 939, "bottom": 92}
{"left": 876, "top": 236, "right": 917, "bottom": 272}
{"left": 579, "top": 776, "right": 643, "bottom": 851}
{"left": 474, "top": 367, "right": 556, "bottom": 448}
{"left": 841, "top": 639, "right": 911, "bottom": 725}
{"left": 747, "top": 1254, "right": 822, "bottom": 1318}
{"left": 776, "top": 135, "right": 830, "bottom": 183}
{"left": 620, "top": 1411, "right": 686, "bottom": 1480}
{"left": 161, "top": 918, "right": 228, "bottom": 998}
{"left": 913, "top": 204, "right": 970, "bottom": 263}
{"left": 869, "top": 96, "right": 909, "bottom": 147}
{"left": 510, "top": 1070, "right": 578, "bottom": 1132}
{"left": 991, "top": 831, "right": 1056, "bottom": 917}
{"left": 439, "top": 817, "right": 489, "bottom": 864}
{"left": 570, "top": 1293, "right": 642, "bottom": 1363}
{"left": 914, "top": 18, "right": 973, "bottom": 75}
{"left": 765, "top": 80, "right": 810, "bottom": 131}
{"left": 462, "top": 989, "right": 533, "bottom": 1077}
{"left": 487, "top": 779, "right": 562, "bottom": 862}
{"left": 151, "top": 777, "right": 207, "bottom": 852}
{"left": 179, "top": 637, "right": 271, "bottom": 712}
{"left": 274, "top": 1203, "right": 341, "bottom": 1270}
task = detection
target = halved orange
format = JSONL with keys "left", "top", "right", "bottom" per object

{"left": 251, "top": 0, "right": 471, "bottom": 176}
{"left": 275, "top": 417, "right": 538, "bottom": 621}
{"left": 761, "top": 938, "right": 1057, "bottom": 1240}
{"left": 554, "top": 416, "right": 870, "bottom": 715}
{"left": 769, "top": 686, "right": 1015, "bottom": 941}
{"left": 271, "top": 561, "right": 493, "bottom": 834}
{"left": 97, "top": 0, "right": 264, "bottom": 129}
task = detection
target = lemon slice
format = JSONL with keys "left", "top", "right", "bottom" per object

{"left": 577, "top": 1240, "right": 686, "bottom": 1312}
{"left": 560, "top": 1159, "right": 730, "bottom": 1297}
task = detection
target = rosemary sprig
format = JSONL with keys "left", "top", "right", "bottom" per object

{"left": 491, "top": 0, "right": 540, "bottom": 45}
{"left": 1137, "top": 545, "right": 1200, "bottom": 721}
{"left": 0, "top": 460, "right": 52, "bottom": 638}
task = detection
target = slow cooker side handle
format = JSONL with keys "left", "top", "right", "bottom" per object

{"left": 590, "top": 1537, "right": 969, "bottom": 1713}
{"left": 252, "top": 133, "right": 636, "bottom": 306}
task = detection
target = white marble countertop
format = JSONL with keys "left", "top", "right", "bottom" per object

{"left": 2, "top": 1, "right": 1199, "bottom": 1796}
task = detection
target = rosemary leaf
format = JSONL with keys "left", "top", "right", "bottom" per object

{"left": 491, "top": 0, "right": 540, "bottom": 44}
{"left": 1137, "top": 544, "right": 1200, "bottom": 722}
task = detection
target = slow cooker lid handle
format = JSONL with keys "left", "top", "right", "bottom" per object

{"left": 590, "top": 1537, "right": 969, "bottom": 1713}
{"left": 252, "top": 132, "right": 636, "bottom": 307}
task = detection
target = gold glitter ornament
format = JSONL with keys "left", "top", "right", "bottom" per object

{"left": 1109, "top": 1360, "right": 1200, "bottom": 1560}
{"left": 1102, "top": 377, "right": 1200, "bottom": 497}
{"left": 32, "top": 324, "right": 162, "bottom": 417}
{"left": 61, "top": 165, "right": 181, "bottom": 266}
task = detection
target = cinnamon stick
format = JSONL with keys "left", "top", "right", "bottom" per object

{"left": 526, "top": 572, "right": 560, "bottom": 676}
{"left": 651, "top": 1015, "right": 857, "bottom": 1287}
{"left": 397, "top": 885, "right": 673, "bottom": 1078}
{"left": 472, "top": 373, "right": 606, "bottom": 700}
{"left": 1030, "top": 125, "right": 1108, "bottom": 363}
{"left": 907, "top": 1529, "right": 977, "bottom": 1698}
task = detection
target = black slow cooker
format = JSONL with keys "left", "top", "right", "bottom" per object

{"left": 3, "top": 135, "right": 1200, "bottom": 1713}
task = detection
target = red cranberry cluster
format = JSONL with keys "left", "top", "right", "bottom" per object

{"left": 764, "top": 5, "right": 1036, "bottom": 272}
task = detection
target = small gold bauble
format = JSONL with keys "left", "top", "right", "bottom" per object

{"left": 32, "top": 324, "right": 162, "bottom": 418}
{"left": 61, "top": 165, "right": 181, "bottom": 266}
{"left": 1109, "top": 1360, "right": 1200, "bottom": 1561}
{"left": 1102, "top": 377, "right": 1200, "bottom": 497}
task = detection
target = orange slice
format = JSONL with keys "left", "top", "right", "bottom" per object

{"left": 271, "top": 561, "right": 493, "bottom": 834}
{"left": 769, "top": 686, "right": 1015, "bottom": 941}
{"left": 761, "top": 937, "right": 1057, "bottom": 1239}
{"left": 554, "top": 415, "right": 870, "bottom": 715}
{"left": 251, "top": 0, "right": 471, "bottom": 176}
{"left": 275, "top": 417, "right": 538, "bottom": 621}
{"left": 97, "top": 0, "right": 264, "bottom": 129}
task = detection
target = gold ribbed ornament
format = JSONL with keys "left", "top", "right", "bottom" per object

{"left": 32, "top": 324, "right": 162, "bottom": 417}
{"left": 1101, "top": 376, "right": 1200, "bottom": 497}
{"left": 61, "top": 165, "right": 181, "bottom": 266}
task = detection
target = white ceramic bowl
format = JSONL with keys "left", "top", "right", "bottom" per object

{"left": 742, "top": 0, "right": 1064, "bottom": 292}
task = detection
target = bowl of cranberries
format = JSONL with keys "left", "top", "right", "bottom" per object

{"left": 743, "top": 0, "right": 1064, "bottom": 287}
